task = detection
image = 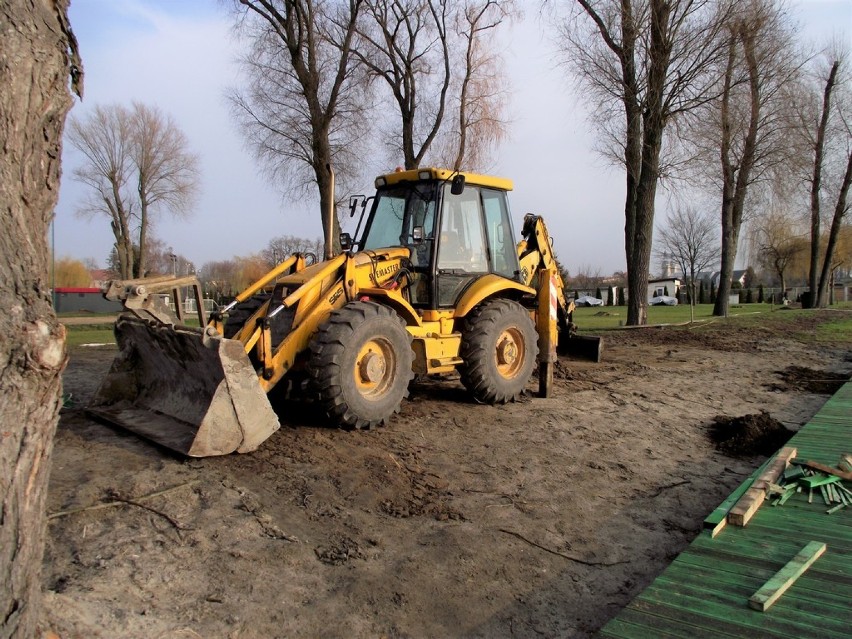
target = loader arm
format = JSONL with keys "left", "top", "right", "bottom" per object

{"left": 517, "top": 214, "right": 602, "bottom": 364}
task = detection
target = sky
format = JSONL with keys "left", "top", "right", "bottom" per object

{"left": 55, "top": 0, "right": 852, "bottom": 277}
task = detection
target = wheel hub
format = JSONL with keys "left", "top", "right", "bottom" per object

{"left": 495, "top": 327, "right": 525, "bottom": 379}
{"left": 359, "top": 351, "right": 386, "bottom": 384}
{"left": 496, "top": 337, "right": 518, "bottom": 366}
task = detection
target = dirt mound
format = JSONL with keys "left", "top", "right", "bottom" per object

{"left": 771, "top": 366, "right": 849, "bottom": 394}
{"left": 709, "top": 411, "right": 793, "bottom": 457}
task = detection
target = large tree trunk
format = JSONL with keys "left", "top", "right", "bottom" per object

{"left": 807, "top": 61, "right": 838, "bottom": 306}
{"left": 715, "top": 25, "right": 760, "bottom": 317}
{"left": 313, "top": 144, "right": 341, "bottom": 257}
{"left": 816, "top": 149, "right": 852, "bottom": 306}
{"left": 625, "top": 0, "right": 670, "bottom": 326}
{"left": 0, "top": 1, "right": 79, "bottom": 637}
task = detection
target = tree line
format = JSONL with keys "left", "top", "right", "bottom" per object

{"left": 562, "top": 0, "right": 851, "bottom": 323}
{"left": 68, "top": 1, "right": 850, "bottom": 331}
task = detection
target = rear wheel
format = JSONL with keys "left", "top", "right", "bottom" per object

{"left": 460, "top": 299, "right": 538, "bottom": 404}
{"left": 308, "top": 301, "right": 414, "bottom": 429}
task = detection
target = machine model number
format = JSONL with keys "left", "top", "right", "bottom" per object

{"left": 328, "top": 286, "right": 344, "bottom": 305}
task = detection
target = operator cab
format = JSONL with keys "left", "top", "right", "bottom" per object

{"left": 358, "top": 168, "right": 521, "bottom": 308}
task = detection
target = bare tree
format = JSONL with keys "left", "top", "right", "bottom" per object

{"left": 67, "top": 104, "right": 135, "bottom": 278}
{"left": 808, "top": 49, "right": 852, "bottom": 307}
{"left": 569, "top": 264, "right": 604, "bottom": 293}
{"left": 131, "top": 103, "right": 200, "bottom": 277}
{"left": 655, "top": 205, "right": 720, "bottom": 321}
{"left": 1, "top": 1, "right": 80, "bottom": 636}
{"left": 817, "top": 142, "right": 852, "bottom": 305}
{"left": 356, "top": 0, "right": 453, "bottom": 169}
{"left": 263, "top": 234, "right": 324, "bottom": 265}
{"left": 68, "top": 103, "right": 199, "bottom": 278}
{"left": 801, "top": 57, "right": 839, "bottom": 306}
{"left": 559, "top": 0, "right": 733, "bottom": 325}
{"left": 231, "top": 0, "right": 365, "bottom": 255}
{"left": 446, "top": 1, "right": 514, "bottom": 171}
{"left": 752, "top": 207, "right": 808, "bottom": 299}
{"left": 198, "top": 259, "right": 241, "bottom": 301}
{"left": 677, "top": 0, "right": 800, "bottom": 317}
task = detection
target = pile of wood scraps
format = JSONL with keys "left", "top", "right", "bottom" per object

{"left": 773, "top": 456, "right": 852, "bottom": 514}
{"left": 703, "top": 449, "right": 851, "bottom": 537}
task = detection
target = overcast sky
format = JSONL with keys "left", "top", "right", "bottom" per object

{"left": 55, "top": 0, "right": 851, "bottom": 277}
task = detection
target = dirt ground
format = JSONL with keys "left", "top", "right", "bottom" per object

{"left": 41, "top": 311, "right": 851, "bottom": 638}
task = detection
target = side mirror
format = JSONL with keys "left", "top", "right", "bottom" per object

{"left": 339, "top": 232, "right": 353, "bottom": 252}
{"left": 450, "top": 174, "right": 466, "bottom": 195}
{"left": 348, "top": 196, "right": 364, "bottom": 218}
{"left": 412, "top": 226, "right": 424, "bottom": 242}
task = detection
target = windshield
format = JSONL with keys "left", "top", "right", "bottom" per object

{"left": 361, "top": 183, "right": 437, "bottom": 252}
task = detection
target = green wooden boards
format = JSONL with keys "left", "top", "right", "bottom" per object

{"left": 601, "top": 379, "right": 852, "bottom": 639}
{"left": 748, "top": 541, "right": 827, "bottom": 611}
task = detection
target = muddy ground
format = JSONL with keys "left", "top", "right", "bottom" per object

{"left": 41, "top": 311, "right": 851, "bottom": 638}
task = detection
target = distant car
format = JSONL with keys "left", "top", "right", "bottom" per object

{"left": 650, "top": 295, "right": 678, "bottom": 306}
{"left": 575, "top": 295, "right": 604, "bottom": 307}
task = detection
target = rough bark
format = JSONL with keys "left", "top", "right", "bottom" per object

{"left": 235, "top": 0, "right": 359, "bottom": 253}
{"left": 0, "top": 1, "right": 79, "bottom": 637}
{"left": 816, "top": 148, "right": 852, "bottom": 306}
{"left": 807, "top": 61, "right": 838, "bottom": 305}
{"left": 714, "top": 22, "right": 760, "bottom": 317}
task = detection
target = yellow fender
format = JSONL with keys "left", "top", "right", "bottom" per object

{"left": 453, "top": 274, "right": 536, "bottom": 318}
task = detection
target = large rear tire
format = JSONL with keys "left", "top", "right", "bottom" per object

{"left": 308, "top": 301, "right": 414, "bottom": 429}
{"left": 460, "top": 299, "right": 538, "bottom": 404}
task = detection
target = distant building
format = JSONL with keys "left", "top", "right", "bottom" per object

{"left": 53, "top": 288, "right": 121, "bottom": 314}
{"left": 681, "top": 270, "right": 746, "bottom": 288}
{"left": 648, "top": 277, "right": 681, "bottom": 301}
{"left": 88, "top": 269, "right": 112, "bottom": 289}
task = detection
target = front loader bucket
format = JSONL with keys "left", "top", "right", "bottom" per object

{"left": 88, "top": 316, "right": 280, "bottom": 457}
{"left": 558, "top": 333, "right": 603, "bottom": 363}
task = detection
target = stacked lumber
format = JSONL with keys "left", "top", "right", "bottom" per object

{"left": 727, "top": 446, "right": 797, "bottom": 527}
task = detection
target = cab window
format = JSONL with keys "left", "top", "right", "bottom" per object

{"left": 481, "top": 188, "right": 519, "bottom": 279}
{"left": 437, "top": 186, "right": 488, "bottom": 272}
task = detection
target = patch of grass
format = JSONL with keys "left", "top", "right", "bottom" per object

{"left": 574, "top": 303, "right": 720, "bottom": 330}
{"left": 574, "top": 303, "right": 852, "bottom": 346}
{"left": 65, "top": 324, "right": 116, "bottom": 348}
{"left": 812, "top": 316, "right": 852, "bottom": 343}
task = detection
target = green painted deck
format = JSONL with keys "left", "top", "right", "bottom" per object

{"left": 600, "top": 380, "right": 852, "bottom": 639}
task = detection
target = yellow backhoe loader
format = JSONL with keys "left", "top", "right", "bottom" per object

{"left": 89, "top": 168, "right": 602, "bottom": 456}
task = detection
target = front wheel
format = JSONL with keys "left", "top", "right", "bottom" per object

{"left": 308, "top": 301, "right": 414, "bottom": 429}
{"left": 460, "top": 299, "right": 538, "bottom": 404}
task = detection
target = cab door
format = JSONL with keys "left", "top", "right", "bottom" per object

{"left": 435, "top": 184, "right": 520, "bottom": 307}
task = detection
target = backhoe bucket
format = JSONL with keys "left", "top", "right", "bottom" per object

{"left": 88, "top": 316, "right": 280, "bottom": 457}
{"left": 558, "top": 333, "right": 603, "bottom": 363}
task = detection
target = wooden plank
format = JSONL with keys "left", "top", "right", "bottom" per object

{"left": 704, "top": 458, "right": 774, "bottom": 537}
{"left": 805, "top": 461, "right": 852, "bottom": 481}
{"left": 800, "top": 474, "right": 841, "bottom": 488}
{"left": 748, "top": 541, "right": 827, "bottom": 611}
{"left": 728, "top": 447, "right": 796, "bottom": 527}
